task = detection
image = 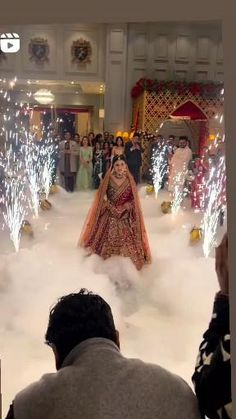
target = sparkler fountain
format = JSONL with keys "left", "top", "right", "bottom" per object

{"left": 202, "top": 152, "right": 226, "bottom": 257}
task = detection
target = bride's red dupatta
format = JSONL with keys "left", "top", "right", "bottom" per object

{"left": 78, "top": 168, "right": 152, "bottom": 265}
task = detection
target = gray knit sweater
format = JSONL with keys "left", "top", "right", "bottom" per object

{"left": 14, "top": 338, "right": 202, "bottom": 419}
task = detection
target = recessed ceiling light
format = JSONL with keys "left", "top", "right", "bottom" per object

{"left": 71, "top": 81, "right": 75, "bottom": 85}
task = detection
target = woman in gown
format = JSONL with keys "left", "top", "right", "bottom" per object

{"left": 79, "top": 155, "right": 151, "bottom": 270}
{"left": 111, "top": 136, "right": 125, "bottom": 161}
{"left": 76, "top": 136, "right": 93, "bottom": 190}
{"left": 92, "top": 142, "right": 104, "bottom": 189}
{"left": 102, "top": 141, "right": 111, "bottom": 176}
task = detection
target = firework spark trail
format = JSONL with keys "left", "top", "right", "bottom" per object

{"left": 151, "top": 144, "right": 168, "bottom": 197}
{"left": 0, "top": 152, "right": 6, "bottom": 231}
{"left": 202, "top": 155, "right": 226, "bottom": 257}
{"left": 39, "top": 137, "right": 56, "bottom": 199}
{"left": 171, "top": 165, "right": 188, "bottom": 216}
{"left": 1, "top": 148, "right": 28, "bottom": 252}
{"left": 21, "top": 134, "right": 42, "bottom": 218}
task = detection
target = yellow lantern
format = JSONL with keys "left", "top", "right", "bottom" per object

{"left": 146, "top": 185, "right": 154, "bottom": 194}
{"left": 40, "top": 199, "right": 52, "bottom": 210}
{"left": 209, "top": 134, "right": 215, "bottom": 141}
{"left": 129, "top": 132, "right": 134, "bottom": 139}
{"left": 190, "top": 227, "right": 203, "bottom": 243}
{"left": 21, "top": 220, "right": 34, "bottom": 238}
{"left": 116, "top": 131, "right": 123, "bottom": 137}
{"left": 50, "top": 184, "right": 59, "bottom": 194}
{"left": 161, "top": 201, "right": 172, "bottom": 214}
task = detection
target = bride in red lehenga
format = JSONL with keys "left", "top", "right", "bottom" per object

{"left": 79, "top": 155, "right": 151, "bottom": 270}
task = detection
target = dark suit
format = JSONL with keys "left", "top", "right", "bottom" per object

{"left": 125, "top": 141, "right": 142, "bottom": 184}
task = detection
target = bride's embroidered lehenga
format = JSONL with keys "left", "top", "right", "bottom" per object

{"left": 79, "top": 169, "right": 151, "bottom": 270}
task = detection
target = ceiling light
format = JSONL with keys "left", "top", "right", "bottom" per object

{"left": 33, "top": 89, "right": 55, "bottom": 105}
{"left": 71, "top": 81, "right": 75, "bottom": 85}
{"left": 27, "top": 80, "right": 31, "bottom": 84}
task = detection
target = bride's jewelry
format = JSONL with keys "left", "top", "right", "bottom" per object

{"left": 113, "top": 171, "right": 124, "bottom": 179}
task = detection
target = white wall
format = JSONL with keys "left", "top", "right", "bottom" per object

{"left": 123, "top": 21, "right": 223, "bottom": 131}
{"left": 0, "top": 24, "right": 106, "bottom": 82}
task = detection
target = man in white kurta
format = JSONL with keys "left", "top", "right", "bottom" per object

{"left": 168, "top": 136, "right": 192, "bottom": 192}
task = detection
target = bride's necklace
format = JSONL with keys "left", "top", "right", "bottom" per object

{"left": 113, "top": 172, "right": 124, "bottom": 179}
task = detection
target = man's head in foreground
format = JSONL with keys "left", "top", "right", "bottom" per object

{"left": 45, "top": 289, "right": 119, "bottom": 369}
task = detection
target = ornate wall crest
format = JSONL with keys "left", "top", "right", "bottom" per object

{"left": 29, "top": 38, "right": 49, "bottom": 65}
{"left": 71, "top": 38, "right": 92, "bottom": 64}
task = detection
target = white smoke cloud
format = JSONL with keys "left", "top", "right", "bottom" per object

{"left": 0, "top": 186, "right": 225, "bottom": 415}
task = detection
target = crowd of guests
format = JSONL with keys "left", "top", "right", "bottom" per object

{"left": 55, "top": 130, "right": 193, "bottom": 193}
{"left": 55, "top": 131, "right": 144, "bottom": 192}
{"left": 148, "top": 133, "right": 226, "bottom": 217}
{"left": 53, "top": 129, "right": 226, "bottom": 229}
{"left": 6, "top": 233, "right": 231, "bottom": 419}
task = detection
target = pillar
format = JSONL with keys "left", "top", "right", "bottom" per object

{"left": 104, "top": 24, "right": 128, "bottom": 134}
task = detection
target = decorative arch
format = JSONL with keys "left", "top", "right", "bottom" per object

{"left": 132, "top": 87, "right": 223, "bottom": 175}
{"left": 170, "top": 100, "right": 208, "bottom": 121}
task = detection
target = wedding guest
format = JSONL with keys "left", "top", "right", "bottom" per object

{"left": 92, "top": 141, "right": 104, "bottom": 189}
{"left": 95, "top": 133, "right": 104, "bottom": 148}
{"left": 103, "top": 131, "right": 110, "bottom": 142}
{"left": 109, "top": 134, "right": 115, "bottom": 148}
{"left": 102, "top": 141, "right": 111, "bottom": 175}
{"left": 74, "top": 133, "right": 80, "bottom": 145}
{"left": 6, "top": 289, "right": 202, "bottom": 419}
{"left": 59, "top": 132, "right": 79, "bottom": 192}
{"left": 192, "top": 233, "right": 231, "bottom": 419}
{"left": 88, "top": 132, "right": 95, "bottom": 148}
{"left": 111, "top": 136, "right": 125, "bottom": 160}
{"left": 167, "top": 135, "right": 176, "bottom": 156}
{"left": 148, "top": 136, "right": 160, "bottom": 183}
{"left": 168, "top": 136, "right": 192, "bottom": 192}
{"left": 125, "top": 133, "right": 143, "bottom": 184}
{"left": 76, "top": 136, "right": 93, "bottom": 190}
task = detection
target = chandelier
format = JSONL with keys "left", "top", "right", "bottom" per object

{"left": 33, "top": 89, "right": 55, "bottom": 105}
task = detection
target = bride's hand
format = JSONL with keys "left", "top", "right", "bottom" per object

{"left": 123, "top": 202, "right": 131, "bottom": 210}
